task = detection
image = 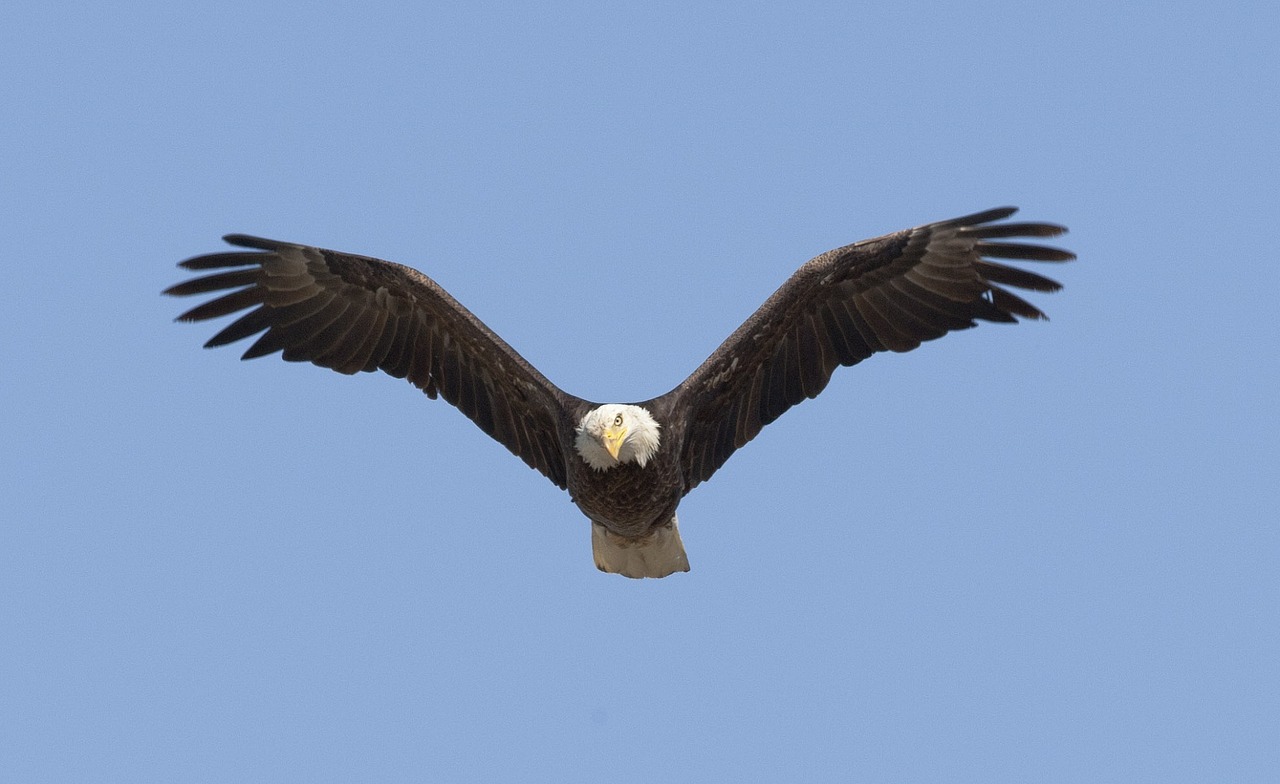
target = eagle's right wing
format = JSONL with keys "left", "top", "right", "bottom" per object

{"left": 166, "top": 235, "right": 581, "bottom": 489}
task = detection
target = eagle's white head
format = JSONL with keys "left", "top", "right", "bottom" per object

{"left": 574, "top": 404, "right": 661, "bottom": 471}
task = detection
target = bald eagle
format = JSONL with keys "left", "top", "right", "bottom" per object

{"left": 166, "top": 207, "right": 1072, "bottom": 578}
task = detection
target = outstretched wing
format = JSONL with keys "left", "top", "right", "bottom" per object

{"left": 658, "top": 207, "right": 1074, "bottom": 490}
{"left": 165, "top": 235, "right": 581, "bottom": 488}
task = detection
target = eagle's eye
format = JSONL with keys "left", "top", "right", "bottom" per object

{"left": 613, "top": 414, "right": 623, "bottom": 427}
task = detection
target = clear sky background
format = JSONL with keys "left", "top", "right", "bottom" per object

{"left": 3, "top": 2, "right": 1277, "bottom": 781}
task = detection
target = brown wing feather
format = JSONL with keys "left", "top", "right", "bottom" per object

{"left": 165, "top": 236, "right": 581, "bottom": 488}
{"left": 659, "top": 207, "right": 1073, "bottom": 490}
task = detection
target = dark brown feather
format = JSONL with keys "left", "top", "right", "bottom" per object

{"left": 975, "top": 241, "right": 1076, "bottom": 262}
{"left": 175, "top": 287, "right": 263, "bottom": 322}
{"left": 972, "top": 260, "right": 1064, "bottom": 293}
{"left": 176, "top": 251, "right": 262, "bottom": 271}
{"left": 959, "top": 221, "right": 1066, "bottom": 239}
{"left": 164, "top": 269, "right": 258, "bottom": 297}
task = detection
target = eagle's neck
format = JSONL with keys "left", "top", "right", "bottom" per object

{"left": 574, "top": 404, "right": 661, "bottom": 472}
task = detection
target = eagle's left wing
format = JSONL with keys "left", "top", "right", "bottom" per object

{"left": 656, "top": 207, "right": 1073, "bottom": 491}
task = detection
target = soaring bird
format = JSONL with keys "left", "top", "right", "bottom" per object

{"left": 166, "top": 207, "right": 1072, "bottom": 577}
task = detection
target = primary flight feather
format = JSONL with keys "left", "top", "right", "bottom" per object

{"left": 166, "top": 207, "right": 1073, "bottom": 577}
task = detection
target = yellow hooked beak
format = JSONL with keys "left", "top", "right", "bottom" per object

{"left": 602, "top": 425, "right": 628, "bottom": 461}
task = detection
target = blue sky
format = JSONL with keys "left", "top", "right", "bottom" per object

{"left": 3, "top": 1, "right": 1277, "bottom": 781}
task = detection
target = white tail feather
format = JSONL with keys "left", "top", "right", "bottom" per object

{"left": 591, "top": 516, "right": 690, "bottom": 578}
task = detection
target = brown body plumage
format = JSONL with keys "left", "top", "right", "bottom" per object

{"left": 566, "top": 431, "right": 683, "bottom": 539}
{"left": 167, "top": 207, "right": 1073, "bottom": 577}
